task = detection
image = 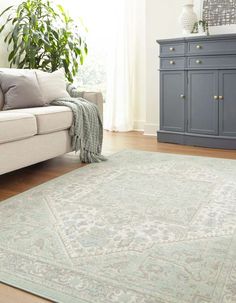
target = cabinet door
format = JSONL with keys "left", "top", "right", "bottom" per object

{"left": 219, "top": 70, "right": 236, "bottom": 137}
{"left": 160, "top": 71, "right": 185, "bottom": 132}
{"left": 188, "top": 70, "right": 218, "bottom": 135}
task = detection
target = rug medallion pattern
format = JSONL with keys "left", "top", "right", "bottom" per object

{"left": 0, "top": 150, "right": 236, "bottom": 302}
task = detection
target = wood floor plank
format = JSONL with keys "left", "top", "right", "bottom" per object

{"left": 1, "top": 131, "right": 236, "bottom": 302}
{"left": 0, "top": 284, "right": 50, "bottom": 303}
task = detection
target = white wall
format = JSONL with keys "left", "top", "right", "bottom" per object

{"left": 144, "top": 0, "right": 183, "bottom": 135}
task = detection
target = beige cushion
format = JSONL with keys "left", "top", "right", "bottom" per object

{"left": 0, "top": 112, "right": 37, "bottom": 144}
{"left": 36, "top": 68, "right": 70, "bottom": 104}
{"left": 10, "top": 106, "right": 73, "bottom": 135}
{"left": 0, "top": 72, "right": 45, "bottom": 110}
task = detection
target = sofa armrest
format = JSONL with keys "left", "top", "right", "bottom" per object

{"left": 67, "top": 84, "right": 104, "bottom": 121}
{"left": 80, "top": 91, "right": 104, "bottom": 121}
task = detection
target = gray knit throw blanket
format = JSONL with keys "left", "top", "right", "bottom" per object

{"left": 51, "top": 86, "right": 107, "bottom": 163}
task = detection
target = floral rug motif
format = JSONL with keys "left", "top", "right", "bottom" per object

{"left": 0, "top": 150, "right": 236, "bottom": 303}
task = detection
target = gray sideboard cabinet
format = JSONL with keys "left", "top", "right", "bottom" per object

{"left": 157, "top": 34, "right": 236, "bottom": 149}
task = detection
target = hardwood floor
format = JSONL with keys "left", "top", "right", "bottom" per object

{"left": 1, "top": 131, "right": 236, "bottom": 303}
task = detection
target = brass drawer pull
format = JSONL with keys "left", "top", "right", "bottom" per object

{"left": 196, "top": 45, "right": 202, "bottom": 49}
{"left": 169, "top": 47, "right": 175, "bottom": 51}
{"left": 214, "top": 96, "right": 219, "bottom": 100}
{"left": 169, "top": 60, "right": 175, "bottom": 65}
{"left": 219, "top": 96, "right": 224, "bottom": 100}
{"left": 196, "top": 60, "right": 202, "bottom": 64}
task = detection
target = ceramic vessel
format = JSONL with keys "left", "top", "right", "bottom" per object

{"left": 179, "top": 4, "right": 198, "bottom": 35}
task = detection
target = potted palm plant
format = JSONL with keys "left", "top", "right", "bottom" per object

{"left": 0, "top": 0, "right": 88, "bottom": 82}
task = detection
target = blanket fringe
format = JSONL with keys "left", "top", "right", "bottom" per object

{"left": 80, "top": 149, "right": 107, "bottom": 163}
{"left": 73, "top": 135, "right": 107, "bottom": 163}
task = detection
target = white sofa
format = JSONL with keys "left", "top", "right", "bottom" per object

{"left": 0, "top": 79, "right": 103, "bottom": 175}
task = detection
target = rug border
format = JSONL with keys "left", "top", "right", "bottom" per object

{"left": 1, "top": 272, "right": 87, "bottom": 303}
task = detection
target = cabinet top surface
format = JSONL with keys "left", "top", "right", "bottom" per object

{"left": 157, "top": 33, "right": 236, "bottom": 44}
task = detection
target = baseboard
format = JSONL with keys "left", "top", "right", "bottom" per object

{"left": 133, "top": 120, "right": 145, "bottom": 131}
{"left": 144, "top": 123, "right": 158, "bottom": 136}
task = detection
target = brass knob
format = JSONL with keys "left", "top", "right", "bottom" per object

{"left": 196, "top": 45, "right": 202, "bottom": 49}
{"left": 219, "top": 96, "right": 224, "bottom": 100}
{"left": 214, "top": 96, "right": 218, "bottom": 100}
{"left": 169, "top": 60, "right": 175, "bottom": 65}
{"left": 180, "top": 94, "right": 185, "bottom": 99}
{"left": 169, "top": 47, "right": 175, "bottom": 51}
{"left": 196, "top": 60, "right": 202, "bottom": 64}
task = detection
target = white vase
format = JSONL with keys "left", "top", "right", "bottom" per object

{"left": 179, "top": 4, "right": 198, "bottom": 35}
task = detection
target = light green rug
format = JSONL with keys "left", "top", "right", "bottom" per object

{"left": 1, "top": 150, "right": 236, "bottom": 303}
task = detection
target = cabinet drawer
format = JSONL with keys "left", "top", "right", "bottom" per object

{"left": 160, "top": 43, "right": 185, "bottom": 57}
{"left": 188, "top": 55, "right": 236, "bottom": 69}
{"left": 188, "top": 39, "right": 236, "bottom": 55}
{"left": 160, "top": 57, "right": 185, "bottom": 70}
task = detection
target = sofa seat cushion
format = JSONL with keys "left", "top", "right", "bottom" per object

{"left": 10, "top": 106, "right": 73, "bottom": 135}
{"left": 0, "top": 112, "right": 37, "bottom": 144}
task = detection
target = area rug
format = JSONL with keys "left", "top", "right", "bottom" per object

{"left": 0, "top": 150, "right": 236, "bottom": 303}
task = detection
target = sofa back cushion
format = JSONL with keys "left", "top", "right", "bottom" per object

{"left": 0, "top": 72, "right": 45, "bottom": 110}
{"left": 0, "top": 68, "right": 35, "bottom": 110}
{"left": 36, "top": 68, "right": 70, "bottom": 104}
{"left": 0, "top": 87, "right": 3, "bottom": 110}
